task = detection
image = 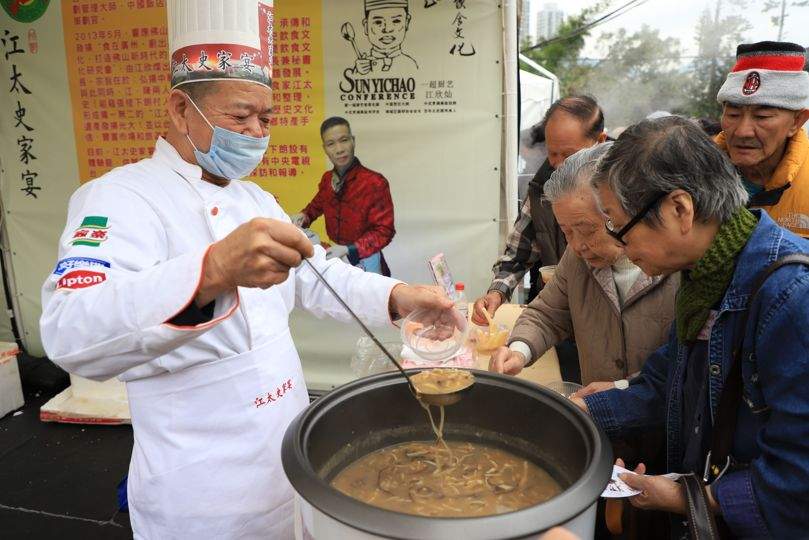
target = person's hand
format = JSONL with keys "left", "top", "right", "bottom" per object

{"left": 489, "top": 346, "right": 527, "bottom": 375}
{"left": 616, "top": 458, "right": 686, "bottom": 515}
{"left": 325, "top": 244, "right": 349, "bottom": 260}
{"left": 615, "top": 457, "right": 645, "bottom": 475}
{"left": 197, "top": 218, "right": 314, "bottom": 306}
{"left": 389, "top": 284, "right": 454, "bottom": 320}
{"left": 571, "top": 381, "right": 615, "bottom": 399}
{"left": 537, "top": 527, "right": 579, "bottom": 540}
{"left": 353, "top": 55, "right": 372, "bottom": 75}
{"left": 569, "top": 396, "right": 589, "bottom": 414}
{"left": 290, "top": 213, "right": 308, "bottom": 228}
{"left": 472, "top": 291, "right": 505, "bottom": 326}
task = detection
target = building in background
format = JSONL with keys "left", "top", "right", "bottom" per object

{"left": 518, "top": 0, "right": 532, "bottom": 43}
{"left": 536, "top": 2, "right": 564, "bottom": 41}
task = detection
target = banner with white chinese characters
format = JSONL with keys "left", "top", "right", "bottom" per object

{"left": 0, "top": 0, "right": 503, "bottom": 393}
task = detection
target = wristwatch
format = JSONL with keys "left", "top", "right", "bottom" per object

{"left": 614, "top": 379, "right": 629, "bottom": 390}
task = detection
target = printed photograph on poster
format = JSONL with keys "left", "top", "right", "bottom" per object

{"left": 292, "top": 116, "right": 396, "bottom": 276}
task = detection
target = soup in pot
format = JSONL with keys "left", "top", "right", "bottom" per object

{"left": 330, "top": 440, "right": 561, "bottom": 517}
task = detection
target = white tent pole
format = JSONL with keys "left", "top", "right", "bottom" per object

{"left": 0, "top": 169, "right": 24, "bottom": 348}
{"left": 502, "top": 0, "right": 519, "bottom": 228}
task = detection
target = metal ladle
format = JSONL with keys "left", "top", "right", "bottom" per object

{"left": 302, "top": 258, "right": 473, "bottom": 406}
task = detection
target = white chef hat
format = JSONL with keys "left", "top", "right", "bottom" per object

{"left": 168, "top": 0, "right": 274, "bottom": 89}
{"left": 365, "top": 0, "right": 409, "bottom": 12}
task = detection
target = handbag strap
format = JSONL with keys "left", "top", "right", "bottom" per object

{"left": 680, "top": 472, "right": 721, "bottom": 540}
{"left": 708, "top": 253, "right": 809, "bottom": 480}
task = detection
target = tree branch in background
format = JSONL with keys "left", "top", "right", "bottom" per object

{"left": 521, "top": 0, "right": 758, "bottom": 129}
{"left": 763, "top": 0, "right": 809, "bottom": 41}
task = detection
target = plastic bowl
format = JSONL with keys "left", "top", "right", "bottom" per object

{"left": 545, "top": 380, "right": 583, "bottom": 399}
{"left": 400, "top": 308, "right": 468, "bottom": 361}
{"left": 470, "top": 323, "right": 510, "bottom": 353}
{"left": 539, "top": 265, "right": 557, "bottom": 284}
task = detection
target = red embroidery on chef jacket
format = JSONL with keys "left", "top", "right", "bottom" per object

{"left": 253, "top": 378, "right": 294, "bottom": 408}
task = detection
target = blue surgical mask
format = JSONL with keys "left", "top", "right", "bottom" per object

{"left": 185, "top": 96, "right": 269, "bottom": 180}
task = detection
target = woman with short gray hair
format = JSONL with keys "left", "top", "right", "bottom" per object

{"left": 574, "top": 116, "right": 809, "bottom": 538}
{"left": 490, "top": 143, "right": 679, "bottom": 393}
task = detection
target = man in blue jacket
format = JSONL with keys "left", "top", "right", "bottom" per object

{"left": 572, "top": 116, "right": 809, "bottom": 537}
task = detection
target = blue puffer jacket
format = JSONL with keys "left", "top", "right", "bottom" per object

{"left": 584, "top": 210, "right": 809, "bottom": 538}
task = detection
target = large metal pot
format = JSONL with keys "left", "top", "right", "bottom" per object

{"left": 282, "top": 370, "right": 612, "bottom": 539}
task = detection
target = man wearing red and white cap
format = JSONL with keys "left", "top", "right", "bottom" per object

{"left": 715, "top": 41, "right": 809, "bottom": 237}
{"left": 39, "top": 1, "right": 450, "bottom": 538}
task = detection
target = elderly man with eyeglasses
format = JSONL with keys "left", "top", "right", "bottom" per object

{"left": 572, "top": 116, "right": 809, "bottom": 538}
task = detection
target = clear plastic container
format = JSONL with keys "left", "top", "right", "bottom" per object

{"left": 544, "top": 380, "right": 583, "bottom": 399}
{"left": 349, "top": 337, "right": 404, "bottom": 378}
{"left": 539, "top": 265, "right": 557, "bottom": 284}
{"left": 400, "top": 307, "right": 468, "bottom": 362}
{"left": 470, "top": 322, "right": 510, "bottom": 353}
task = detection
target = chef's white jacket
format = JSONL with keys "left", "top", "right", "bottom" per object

{"left": 40, "top": 138, "right": 399, "bottom": 539}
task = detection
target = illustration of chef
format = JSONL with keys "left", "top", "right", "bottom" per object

{"left": 342, "top": 0, "right": 419, "bottom": 75}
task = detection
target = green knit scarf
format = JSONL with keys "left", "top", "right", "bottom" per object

{"left": 676, "top": 207, "right": 758, "bottom": 342}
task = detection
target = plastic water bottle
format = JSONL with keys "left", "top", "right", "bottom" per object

{"left": 454, "top": 282, "right": 468, "bottom": 319}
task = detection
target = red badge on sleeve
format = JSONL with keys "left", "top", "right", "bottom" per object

{"left": 57, "top": 270, "right": 107, "bottom": 290}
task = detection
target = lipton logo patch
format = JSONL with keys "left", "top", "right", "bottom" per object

{"left": 742, "top": 71, "right": 761, "bottom": 96}
{"left": 57, "top": 270, "right": 106, "bottom": 290}
{"left": 71, "top": 216, "right": 109, "bottom": 247}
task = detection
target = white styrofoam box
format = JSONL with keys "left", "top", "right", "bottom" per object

{"left": 40, "top": 374, "right": 130, "bottom": 424}
{"left": 69, "top": 374, "right": 128, "bottom": 401}
{"left": 0, "top": 341, "right": 24, "bottom": 418}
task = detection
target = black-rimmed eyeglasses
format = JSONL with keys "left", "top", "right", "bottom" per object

{"left": 605, "top": 192, "right": 668, "bottom": 246}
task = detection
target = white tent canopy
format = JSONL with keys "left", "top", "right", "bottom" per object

{"left": 519, "top": 55, "right": 559, "bottom": 132}
{"left": 515, "top": 54, "right": 559, "bottom": 208}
